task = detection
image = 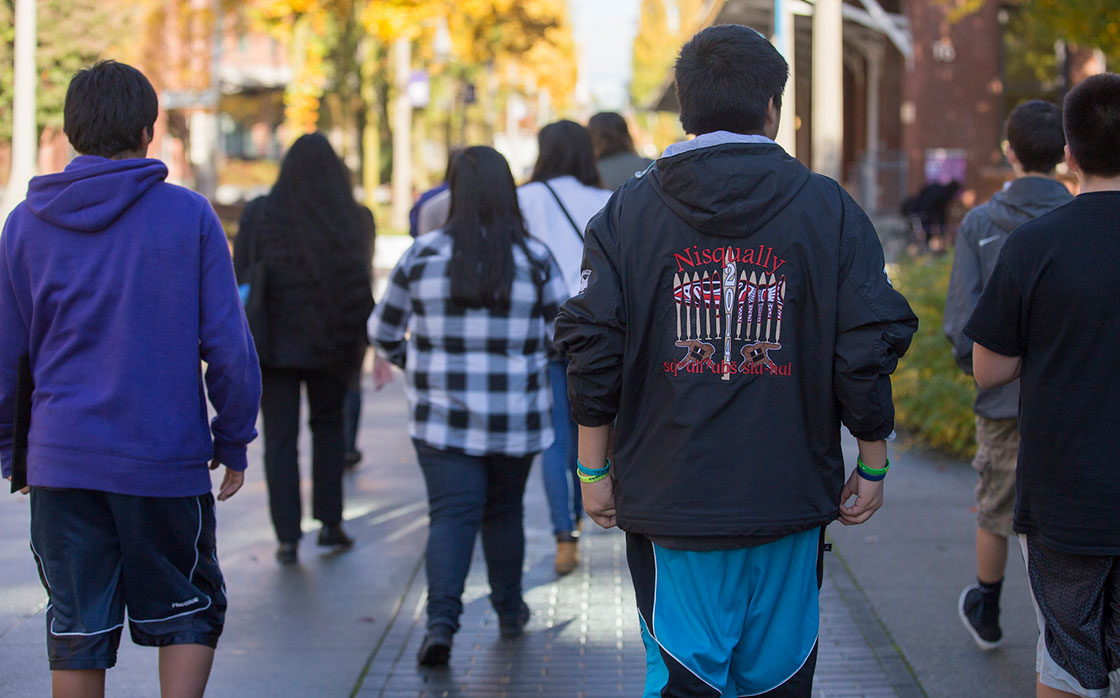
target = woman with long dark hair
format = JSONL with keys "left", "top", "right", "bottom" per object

{"left": 234, "top": 133, "right": 374, "bottom": 565}
{"left": 517, "top": 120, "right": 612, "bottom": 576}
{"left": 587, "top": 111, "right": 653, "bottom": 190}
{"left": 369, "top": 146, "right": 568, "bottom": 666}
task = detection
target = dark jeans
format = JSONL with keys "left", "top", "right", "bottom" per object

{"left": 343, "top": 382, "right": 362, "bottom": 454}
{"left": 260, "top": 367, "right": 348, "bottom": 543}
{"left": 413, "top": 440, "right": 533, "bottom": 633}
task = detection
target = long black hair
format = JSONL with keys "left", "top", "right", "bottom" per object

{"left": 446, "top": 146, "right": 530, "bottom": 310}
{"left": 259, "top": 132, "right": 374, "bottom": 372}
{"left": 260, "top": 132, "right": 371, "bottom": 275}
{"left": 529, "top": 120, "right": 602, "bottom": 188}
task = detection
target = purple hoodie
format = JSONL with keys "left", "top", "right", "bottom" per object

{"left": 0, "top": 156, "right": 261, "bottom": 497}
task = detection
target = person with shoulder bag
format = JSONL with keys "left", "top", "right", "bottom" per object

{"left": 517, "top": 120, "right": 612, "bottom": 576}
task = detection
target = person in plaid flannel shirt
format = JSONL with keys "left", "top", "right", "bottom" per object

{"left": 368, "top": 146, "right": 569, "bottom": 667}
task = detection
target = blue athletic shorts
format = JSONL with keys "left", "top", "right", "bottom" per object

{"left": 627, "top": 528, "right": 824, "bottom": 697}
{"left": 29, "top": 487, "right": 227, "bottom": 670}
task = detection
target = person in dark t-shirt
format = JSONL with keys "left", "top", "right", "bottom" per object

{"left": 965, "top": 72, "right": 1120, "bottom": 698}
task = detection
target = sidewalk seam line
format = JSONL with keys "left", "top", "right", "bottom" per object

{"left": 826, "top": 535, "right": 930, "bottom": 698}
{"left": 349, "top": 551, "right": 424, "bottom": 698}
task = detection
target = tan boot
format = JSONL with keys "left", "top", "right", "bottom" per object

{"left": 554, "top": 537, "right": 579, "bottom": 576}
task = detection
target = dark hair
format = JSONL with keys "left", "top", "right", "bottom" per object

{"left": 443, "top": 148, "right": 464, "bottom": 183}
{"left": 1064, "top": 73, "right": 1120, "bottom": 178}
{"left": 674, "top": 24, "right": 788, "bottom": 136}
{"left": 446, "top": 146, "right": 529, "bottom": 309}
{"left": 256, "top": 132, "right": 373, "bottom": 371}
{"left": 260, "top": 132, "right": 371, "bottom": 280}
{"left": 587, "top": 112, "right": 636, "bottom": 159}
{"left": 529, "top": 120, "right": 602, "bottom": 187}
{"left": 64, "top": 60, "right": 159, "bottom": 157}
{"left": 1006, "top": 100, "right": 1065, "bottom": 174}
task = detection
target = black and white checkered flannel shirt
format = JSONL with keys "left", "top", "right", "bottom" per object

{"left": 369, "top": 231, "right": 569, "bottom": 457}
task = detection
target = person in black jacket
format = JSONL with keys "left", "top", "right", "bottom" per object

{"left": 234, "top": 133, "right": 374, "bottom": 565}
{"left": 555, "top": 25, "right": 917, "bottom": 697}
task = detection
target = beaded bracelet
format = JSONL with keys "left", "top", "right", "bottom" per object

{"left": 856, "top": 456, "right": 889, "bottom": 482}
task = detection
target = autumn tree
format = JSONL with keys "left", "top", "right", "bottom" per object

{"left": 0, "top": 1, "right": 13, "bottom": 144}
{"left": 630, "top": 0, "right": 703, "bottom": 108}
{"left": 364, "top": 0, "right": 577, "bottom": 109}
{"left": 0, "top": 0, "right": 128, "bottom": 143}
{"left": 1005, "top": 0, "right": 1120, "bottom": 89}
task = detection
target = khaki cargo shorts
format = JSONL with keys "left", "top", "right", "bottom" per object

{"left": 972, "top": 416, "right": 1018, "bottom": 537}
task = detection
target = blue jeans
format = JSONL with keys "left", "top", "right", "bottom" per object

{"left": 543, "top": 360, "right": 582, "bottom": 536}
{"left": 413, "top": 440, "right": 533, "bottom": 633}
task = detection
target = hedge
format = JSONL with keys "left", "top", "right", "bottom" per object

{"left": 888, "top": 253, "right": 977, "bottom": 459}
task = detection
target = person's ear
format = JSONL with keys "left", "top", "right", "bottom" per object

{"left": 764, "top": 97, "right": 781, "bottom": 140}
{"left": 1005, "top": 143, "right": 1020, "bottom": 169}
{"left": 137, "top": 127, "right": 153, "bottom": 155}
{"left": 1065, "top": 145, "right": 1079, "bottom": 176}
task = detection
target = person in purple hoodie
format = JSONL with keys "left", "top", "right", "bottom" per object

{"left": 0, "top": 61, "right": 261, "bottom": 698}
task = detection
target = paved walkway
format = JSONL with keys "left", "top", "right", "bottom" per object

{"left": 353, "top": 484, "right": 922, "bottom": 697}
{"left": 0, "top": 371, "right": 1037, "bottom": 696}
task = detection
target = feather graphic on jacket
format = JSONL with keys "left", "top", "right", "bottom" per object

{"left": 701, "top": 271, "right": 710, "bottom": 339}
{"left": 674, "top": 273, "right": 682, "bottom": 340}
{"left": 722, "top": 249, "right": 736, "bottom": 380}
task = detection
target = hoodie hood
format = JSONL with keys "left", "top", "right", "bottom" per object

{"left": 650, "top": 132, "right": 811, "bottom": 238}
{"left": 26, "top": 155, "right": 168, "bottom": 233}
{"left": 986, "top": 176, "right": 1072, "bottom": 234}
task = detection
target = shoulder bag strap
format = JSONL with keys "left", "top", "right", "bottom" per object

{"left": 540, "top": 180, "right": 585, "bottom": 243}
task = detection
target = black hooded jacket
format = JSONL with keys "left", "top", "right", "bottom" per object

{"left": 555, "top": 137, "right": 918, "bottom": 540}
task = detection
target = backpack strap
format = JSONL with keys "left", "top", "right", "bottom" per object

{"left": 540, "top": 180, "right": 585, "bottom": 243}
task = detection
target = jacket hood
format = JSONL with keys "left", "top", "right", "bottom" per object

{"left": 650, "top": 133, "right": 811, "bottom": 238}
{"left": 986, "top": 176, "right": 1071, "bottom": 234}
{"left": 26, "top": 155, "right": 168, "bottom": 232}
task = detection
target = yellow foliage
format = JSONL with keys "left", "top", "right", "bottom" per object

{"left": 361, "top": 0, "right": 577, "bottom": 106}
{"left": 632, "top": 0, "right": 706, "bottom": 108}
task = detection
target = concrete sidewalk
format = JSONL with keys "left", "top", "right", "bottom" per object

{"left": 0, "top": 375, "right": 1038, "bottom": 697}
{"left": 352, "top": 474, "right": 922, "bottom": 698}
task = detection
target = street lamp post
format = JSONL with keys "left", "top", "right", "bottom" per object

{"left": 2, "top": 0, "right": 38, "bottom": 225}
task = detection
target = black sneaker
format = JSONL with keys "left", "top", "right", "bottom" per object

{"left": 317, "top": 524, "right": 354, "bottom": 549}
{"left": 498, "top": 600, "right": 530, "bottom": 639}
{"left": 344, "top": 450, "right": 362, "bottom": 469}
{"left": 275, "top": 542, "right": 298, "bottom": 565}
{"left": 958, "top": 585, "right": 1002, "bottom": 650}
{"left": 417, "top": 625, "right": 453, "bottom": 667}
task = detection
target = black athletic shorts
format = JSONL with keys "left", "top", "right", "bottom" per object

{"left": 1021, "top": 535, "right": 1120, "bottom": 697}
{"left": 29, "top": 487, "right": 227, "bottom": 670}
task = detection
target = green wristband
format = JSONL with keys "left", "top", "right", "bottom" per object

{"left": 856, "top": 455, "right": 890, "bottom": 476}
{"left": 578, "top": 470, "right": 610, "bottom": 484}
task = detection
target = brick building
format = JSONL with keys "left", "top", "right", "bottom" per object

{"left": 658, "top": 0, "right": 1021, "bottom": 216}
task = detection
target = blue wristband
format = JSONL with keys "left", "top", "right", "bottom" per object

{"left": 576, "top": 458, "right": 611, "bottom": 477}
{"left": 856, "top": 468, "right": 886, "bottom": 482}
